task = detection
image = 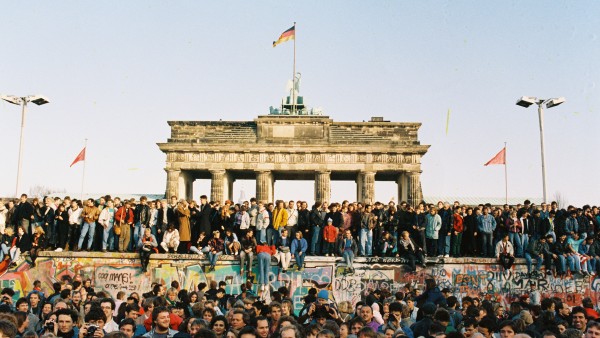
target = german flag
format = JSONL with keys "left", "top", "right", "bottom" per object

{"left": 273, "top": 25, "right": 295, "bottom": 47}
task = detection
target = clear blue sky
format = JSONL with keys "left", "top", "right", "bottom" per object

{"left": 1, "top": 1, "right": 598, "bottom": 206}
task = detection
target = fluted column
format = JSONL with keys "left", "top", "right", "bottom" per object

{"left": 397, "top": 172, "right": 407, "bottom": 203}
{"left": 407, "top": 171, "right": 423, "bottom": 206}
{"left": 165, "top": 169, "right": 181, "bottom": 199}
{"left": 210, "top": 169, "right": 226, "bottom": 202}
{"left": 358, "top": 171, "right": 376, "bottom": 204}
{"left": 314, "top": 171, "right": 331, "bottom": 203}
{"left": 255, "top": 171, "right": 273, "bottom": 204}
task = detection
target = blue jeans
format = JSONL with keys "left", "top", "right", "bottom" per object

{"left": 521, "top": 234, "right": 529, "bottom": 255}
{"left": 294, "top": 251, "right": 305, "bottom": 269}
{"left": 360, "top": 228, "right": 373, "bottom": 256}
{"left": 0, "top": 243, "right": 8, "bottom": 261}
{"left": 78, "top": 222, "right": 96, "bottom": 250}
{"left": 208, "top": 251, "right": 222, "bottom": 266}
{"left": 524, "top": 252, "right": 542, "bottom": 273}
{"left": 509, "top": 233, "right": 523, "bottom": 257}
{"left": 258, "top": 228, "right": 267, "bottom": 244}
{"left": 102, "top": 225, "right": 115, "bottom": 251}
{"left": 310, "top": 225, "right": 321, "bottom": 255}
{"left": 438, "top": 231, "right": 450, "bottom": 255}
{"left": 567, "top": 254, "right": 581, "bottom": 272}
{"left": 129, "top": 223, "right": 142, "bottom": 251}
{"left": 257, "top": 252, "right": 271, "bottom": 285}
{"left": 587, "top": 257, "right": 599, "bottom": 273}
{"left": 481, "top": 232, "right": 493, "bottom": 257}
{"left": 343, "top": 250, "right": 354, "bottom": 269}
{"left": 266, "top": 228, "right": 279, "bottom": 246}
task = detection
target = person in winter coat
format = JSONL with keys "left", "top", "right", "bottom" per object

{"left": 338, "top": 228, "right": 358, "bottom": 273}
{"left": 29, "top": 226, "right": 47, "bottom": 267}
{"left": 291, "top": 231, "right": 308, "bottom": 271}
{"left": 9, "top": 226, "right": 32, "bottom": 267}
{"left": 451, "top": 207, "right": 464, "bottom": 257}
{"left": 323, "top": 218, "right": 337, "bottom": 256}
{"left": 138, "top": 227, "right": 158, "bottom": 273}
{"left": 415, "top": 279, "right": 446, "bottom": 307}
{"left": 496, "top": 233, "right": 515, "bottom": 270}
{"left": 0, "top": 227, "right": 14, "bottom": 262}
{"left": 176, "top": 200, "right": 191, "bottom": 253}
{"left": 425, "top": 207, "right": 442, "bottom": 257}
{"left": 239, "top": 229, "right": 257, "bottom": 277}
{"left": 256, "top": 240, "right": 276, "bottom": 290}
{"left": 398, "top": 230, "right": 426, "bottom": 272}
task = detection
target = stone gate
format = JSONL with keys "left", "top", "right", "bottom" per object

{"left": 157, "top": 115, "right": 429, "bottom": 204}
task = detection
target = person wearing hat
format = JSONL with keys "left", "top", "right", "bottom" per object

{"left": 323, "top": 218, "right": 337, "bottom": 257}
{"left": 298, "top": 290, "right": 341, "bottom": 325}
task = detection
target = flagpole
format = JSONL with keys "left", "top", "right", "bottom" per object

{"left": 80, "top": 139, "right": 87, "bottom": 201}
{"left": 292, "top": 22, "right": 296, "bottom": 115}
{"left": 504, "top": 142, "right": 508, "bottom": 205}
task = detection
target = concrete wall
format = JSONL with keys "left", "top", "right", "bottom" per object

{"left": 1, "top": 253, "right": 596, "bottom": 311}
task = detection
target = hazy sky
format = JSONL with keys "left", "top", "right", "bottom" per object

{"left": 1, "top": 1, "right": 598, "bottom": 206}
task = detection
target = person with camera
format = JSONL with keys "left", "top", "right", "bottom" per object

{"left": 298, "top": 290, "right": 341, "bottom": 325}
{"left": 138, "top": 227, "right": 158, "bottom": 273}
{"left": 48, "top": 308, "right": 79, "bottom": 338}
{"left": 78, "top": 308, "right": 107, "bottom": 338}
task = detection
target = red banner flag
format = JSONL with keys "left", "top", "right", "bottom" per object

{"left": 484, "top": 147, "right": 506, "bottom": 166}
{"left": 70, "top": 147, "right": 86, "bottom": 167}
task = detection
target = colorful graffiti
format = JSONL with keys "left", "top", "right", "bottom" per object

{"left": 1, "top": 254, "right": 599, "bottom": 309}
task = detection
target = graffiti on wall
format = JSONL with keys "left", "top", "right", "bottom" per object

{"left": 2, "top": 255, "right": 599, "bottom": 309}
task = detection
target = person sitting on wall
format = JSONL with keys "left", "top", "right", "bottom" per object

{"left": 496, "top": 233, "right": 515, "bottom": 270}
{"left": 398, "top": 230, "right": 426, "bottom": 272}
{"left": 160, "top": 223, "right": 180, "bottom": 253}
{"left": 338, "top": 229, "right": 358, "bottom": 274}
{"left": 138, "top": 227, "right": 158, "bottom": 273}
{"left": 190, "top": 231, "right": 210, "bottom": 257}
{"left": 207, "top": 230, "right": 225, "bottom": 272}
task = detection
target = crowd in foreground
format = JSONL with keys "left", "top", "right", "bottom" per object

{"left": 0, "top": 274, "right": 599, "bottom": 338}
{"left": 2, "top": 194, "right": 600, "bottom": 278}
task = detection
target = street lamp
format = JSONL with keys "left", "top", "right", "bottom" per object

{"left": 516, "top": 96, "right": 565, "bottom": 203}
{"left": 1, "top": 95, "right": 50, "bottom": 197}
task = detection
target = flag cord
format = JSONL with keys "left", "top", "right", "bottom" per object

{"left": 292, "top": 22, "right": 296, "bottom": 115}
{"left": 504, "top": 142, "right": 508, "bottom": 205}
{"left": 80, "top": 139, "right": 87, "bottom": 201}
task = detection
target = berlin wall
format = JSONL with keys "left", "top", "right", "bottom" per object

{"left": 1, "top": 253, "right": 596, "bottom": 312}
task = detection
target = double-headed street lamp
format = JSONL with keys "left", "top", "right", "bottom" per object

{"left": 516, "top": 96, "right": 565, "bottom": 203}
{"left": 1, "top": 95, "right": 50, "bottom": 197}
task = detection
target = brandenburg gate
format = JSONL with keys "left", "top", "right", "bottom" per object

{"left": 158, "top": 115, "right": 429, "bottom": 205}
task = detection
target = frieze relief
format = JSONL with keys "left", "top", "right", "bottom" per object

{"left": 167, "top": 151, "right": 412, "bottom": 164}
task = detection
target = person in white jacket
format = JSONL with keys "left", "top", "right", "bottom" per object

{"left": 495, "top": 233, "right": 515, "bottom": 269}
{"left": 161, "top": 224, "right": 180, "bottom": 253}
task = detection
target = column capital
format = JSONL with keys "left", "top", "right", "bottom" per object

{"left": 209, "top": 169, "right": 226, "bottom": 175}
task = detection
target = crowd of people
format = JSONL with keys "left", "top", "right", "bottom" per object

{"left": 0, "top": 272, "right": 599, "bottom": 338}
{"left": 1, "top": 194, "right": 600, "bottom": 278}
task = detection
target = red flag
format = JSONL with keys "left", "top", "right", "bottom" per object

{"left": 70, "top": 147, "right": 86, "bottom": 167}
{"left": 484, "top": 147, "right": 506, "bottom": 166}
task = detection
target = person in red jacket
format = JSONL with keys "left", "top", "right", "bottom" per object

{"left": 256, "top": 240, "right": 276, "bottom": 291}
{"left": 115, "top": 201, "right": 135, "bottom": 252}
{"left": 451, "top": 207, "right": 464, "bottom": 257}
{"left": 323, "top": 218, "right": 337, "bottom": 257}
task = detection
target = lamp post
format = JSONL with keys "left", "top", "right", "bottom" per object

{"left": 1, "top": 95, "right": 50, "bottom": 197}
{"left": 516, "top": 96, "right": 565, "bottom": 203}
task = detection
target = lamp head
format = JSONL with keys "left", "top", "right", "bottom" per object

{"left": 545, "top": 97, "right": 565, "bottom": 109}
{"left": 27, "top": 96, "right": 50, "bottom": 105}
{"left": 0, "top": 95, "right": 23, "bottom": 105}
{"left": 516, "top": 96, "right": 537, "bottom": 108}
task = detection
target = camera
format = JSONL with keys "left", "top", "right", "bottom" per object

{"left": 45, "top": 322, "right": 55, "bottom": 331}
{"left": 1, "top": 296, "right": 10, "bottom": 303}
{"left": 86, "top": 324, "right": 98, "bottom": 338}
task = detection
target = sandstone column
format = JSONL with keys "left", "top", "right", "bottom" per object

{"left": 314, "top": 171, "right": 331, "bottom": 203}
{"left": 407, "top": 171, "right": 423, "bottom": 206}
{"left": 255, "top": 171, "right": 273, "bottom": 203}
{"left": 397, "top": 172, "right": 407, "bottom": 203}
{"left": 165, "top": 169, "right": 181, "bottom": 199}
{"left": 358, "top": 171, "right": 376, "bottom": 204}
{"left": 210, "top": 169, "right": 226, "bottom": 202}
